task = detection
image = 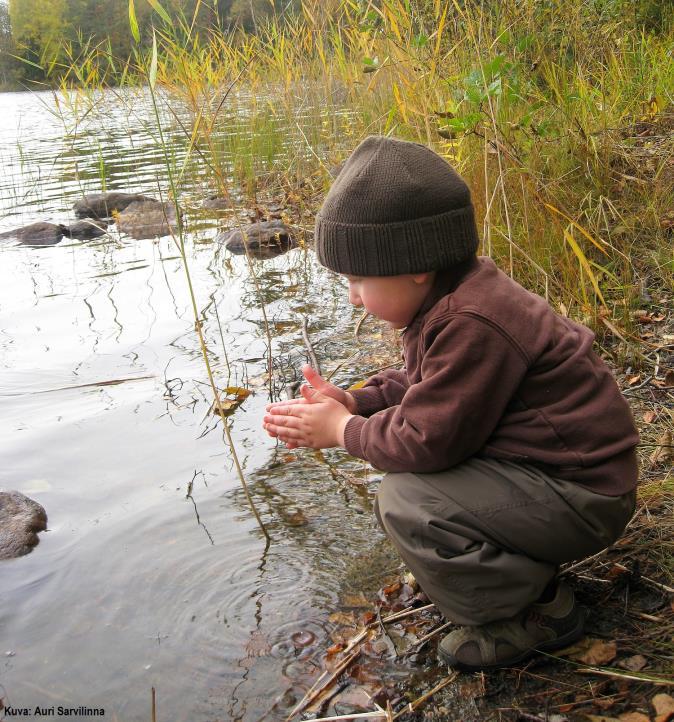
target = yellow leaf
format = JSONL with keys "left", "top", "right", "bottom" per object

{"left": 563, "top": 226, "right": 607, "bottom": 307}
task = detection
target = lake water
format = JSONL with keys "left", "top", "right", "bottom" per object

{"left": 0, "top": 88, "right": 398, "bottom": 721}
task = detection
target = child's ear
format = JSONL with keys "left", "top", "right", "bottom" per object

{"left": 411, "top": 272, "right": 435, "bottom": 286}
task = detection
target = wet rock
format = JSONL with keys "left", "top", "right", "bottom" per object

{"left": 0, "top": 491, "right": 47, "bottom": 560}
{"left": 0, "top": 221, "right": 66, "bottom": 246}
{"left": 64, "top": 219, "right": 108, "bottom": 240}
{"left": 216, "top": 220, "right": 296, "bottom": 259}
{"left": 115, "top": 200, "right": 180, "bottom": 239}
{"left": 73, "top": 192, "right": 157, "bottom": 219}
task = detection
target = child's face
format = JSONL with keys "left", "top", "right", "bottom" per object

{"left": 345, "top": 272, "right": 436, "bottom": 329}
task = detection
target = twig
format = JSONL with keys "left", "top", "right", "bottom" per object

{"left": 377, "top": 606, "right": 398, "bottom": 658}
{"left": 284, "top": 648, "right": 361, "bottom": 721}
{"left": 301, "top": 316, "right": 322, "bottom": 375}
{"left": 401, "top": 621, "right": 453, "bottom": 657}
{"left": 391, "top": 671, "right": 460, "bottom": 720}
{"left": 578, "top": 667, "right": 674, "bottom": 686}
{"left": 381, "top": 603, "right": 436, "bottom": 624}
{"left": 301, "top": 712, "right": 388, "bottom": 721}
{"left": 354, "top": 310, "right": 370, "bottom": 339}
{"left": 610, "top": 562, "right": 674, "bottom": 594}
{"left": 151, "top": 687, "right": 156, "bottom": 722}
{"left": 622, "top": 374, "right": 654, "bottom": 394}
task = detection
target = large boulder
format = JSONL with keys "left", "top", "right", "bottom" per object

{"left": 0, "top": 491, "right": 48, "bottom": 560}
{"left": 0, "top": 221, "right": 66, "bottom": 246}
{"left": 216, "top": 220, "right": 297, "bottom": 260}
{"left": 115, "top": 200, "right": 180, "bottom": 239}
{"left": 73, "top": 192, "right": 157, "bottom": 219}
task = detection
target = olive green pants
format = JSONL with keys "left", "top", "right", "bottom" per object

{"left": 374, "top": 457, "right": 636, "bottom": 625}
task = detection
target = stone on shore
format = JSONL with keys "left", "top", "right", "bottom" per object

{"left": 0, "top": 221, "right": 66, "bottom": 246}
{"left": 73, "top": 192, "right": 157, "bottom": 219}
{"left": 216, "top": 220, "right": 296, "bottom": 259}
{"left": 115, "top": 200, "right": 180, "bottom": 239}
{"left": 0, "top": 491, "right": 48, "bottom": 560}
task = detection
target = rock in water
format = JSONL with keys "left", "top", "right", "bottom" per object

{"left": 0, "top": 221, "right": 66, "bottom": 246}
{"left": 65, "top": 219, "right": 108, "bottom": 240}
{"left": 0, "top": 491, "right": 48, "bottom": 560}
{"left": 216, "top": 220, "right": 296, "bottom": 259}
{"left": 73, "top": 192, "right": 157, "bottom": 219}
{"left": 116, "top": 200, "right": 179, "bottom": 239}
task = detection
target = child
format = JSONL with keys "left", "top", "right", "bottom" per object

{"left": 262, "top": 135, "right": 639, "bottom": 671}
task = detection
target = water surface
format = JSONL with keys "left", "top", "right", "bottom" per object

{"left": 0, "top": 88, "right": 395, "bottom": 721}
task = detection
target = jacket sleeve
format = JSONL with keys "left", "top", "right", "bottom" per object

{"left": 343, "top": 313, "right": 529, "bottom": 472}
{"left": 347, "top": 367, "right": 410, "bottom": 417}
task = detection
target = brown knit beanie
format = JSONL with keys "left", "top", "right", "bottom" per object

{"left": 315, "top": 136, "right": 479, "bottom": 276}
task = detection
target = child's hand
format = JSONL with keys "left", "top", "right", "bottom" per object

{"left": 266, "top": 365, "right": 358, "bottom": 416}
{"left": 263, "top": 366, "right": 355, "bottom": 449}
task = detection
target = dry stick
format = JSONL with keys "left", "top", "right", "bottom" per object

{"left": 391, "top": 671, "right": 460, "bottom": 720}
{"left": 285, "top": 603, "right": 438, "bottom": 721}
{"left": 354, "top": 309, "right": 370, "bottom": 339}
{"left": 301, "top": 316, "right": 322, "bottom": 375}
{"left": 284, "top": 648, "right": 361, "bottom": 722}
{"left": 151, "top": 687, "right": 156, "bottom": 722}
{"left": 401, "top": 621, "right": 453, "bottom": 657}
{"left": 577, "top": 668, "right": 674, "bottom": 687}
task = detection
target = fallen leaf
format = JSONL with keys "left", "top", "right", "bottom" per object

{"left": 342, "top": 592, "right": 370, "bottom": 609}
{"left": 619, "top": 713, "right": 652, "bottom": 722}
{"left": 642, "top": 411, "right": 658, "bottom": 424}
{"left": 652, "top": 694, "right": 674, "bottom": 721}
{"left": 596, "top": 697, "right": 617, "bottom": 710}
{"left": 649, "top": 431, "right": 672, "bottom": 468}
{"left": 665, "top": 369, "right": 674, "bottom": 386}
{"left": 651, "top": 314, "right": 665, "bottom": 322}
{"left": 618, "top": 654, "right": 648, "bottom": 672}
{"left": 628, "top": 375, "right": 642, "bottom": 385}
{"left": 325, "top": 643, "right": 345, "bottom": 657}
{"left": 328, "top": 611, "right": 357, "bottom": 627}
{"left": 585, "top": 716, "right": 622, "bottom": 721}
{"left": 561, "top": 637, "right": 618, "bottom": 665}
{"left": 607, "top": 564, "right": 631, "bottom": 580}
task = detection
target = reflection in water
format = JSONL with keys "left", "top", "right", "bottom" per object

{"left": 0, "top": 88, "right": 401, "bottom": 720}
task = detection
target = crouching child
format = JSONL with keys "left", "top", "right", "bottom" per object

{"left": 262, "top": 135, "right": 639, "bottom": 671}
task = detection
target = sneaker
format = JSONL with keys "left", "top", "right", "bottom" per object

{"left": 438, "top": 581, "right": 586, "bottom": 672}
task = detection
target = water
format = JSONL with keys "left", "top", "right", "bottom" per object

{"left": 0, "top": 88, "right": 397, "bottom": 720}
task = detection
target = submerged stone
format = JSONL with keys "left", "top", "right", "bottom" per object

{"left": 65, "top": 219, "right": 108, "bottom": 240}
{"left": 0, "top": 491, "right": 48, "bottom": 560}
{"left": 0, "top": 221, "right": 67, "bottom": 246}
{"left": 115, "top": 200, "right": 180, "bottom": 239}
{"left": 216, "top": 220, "right": 296, "bottom": 259}
{"left": 73, "top": 192, "right": 157, "bottom": 219}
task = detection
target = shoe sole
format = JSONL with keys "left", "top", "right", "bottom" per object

{"left": 438, "top": 607, "right": 587, "bottom": 673}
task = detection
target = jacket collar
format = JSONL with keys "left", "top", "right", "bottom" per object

{"left": 407, "top": 256, "right": 481, "bottom": 329}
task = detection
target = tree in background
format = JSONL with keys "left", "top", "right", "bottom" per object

{"left": 0, "top": 1, "right": 21, "bottom": 88}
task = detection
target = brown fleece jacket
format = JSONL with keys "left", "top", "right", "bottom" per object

{"left": 344, "top": 256, "right": 639, "bottom": 495}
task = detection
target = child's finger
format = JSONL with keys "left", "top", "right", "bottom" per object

{"left": 265, "top": 421, "right": 303, "bottom": 440}
{"left": 300, "top": 383, "right": 323, "bottom": 403}
{"left": 302, "top": 365, "right": 330, "bottom": 390}
{"left": 265, "top": 398, "right": 307, "bottom": 411}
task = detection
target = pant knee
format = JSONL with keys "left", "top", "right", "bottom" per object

{"left": 374, "top": 472, "right": 416, "bottom": 537}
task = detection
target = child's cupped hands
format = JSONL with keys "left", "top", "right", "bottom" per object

{"left": 263, "top": 365, "right": 356, "bottom": 449}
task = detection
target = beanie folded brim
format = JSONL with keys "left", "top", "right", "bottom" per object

{"left": 316, "top": 204, "right": 479, "bottom": 276}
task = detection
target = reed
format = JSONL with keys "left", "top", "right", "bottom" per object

{"left": 42, "top": 0, "right": 672, "bottom": 378}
